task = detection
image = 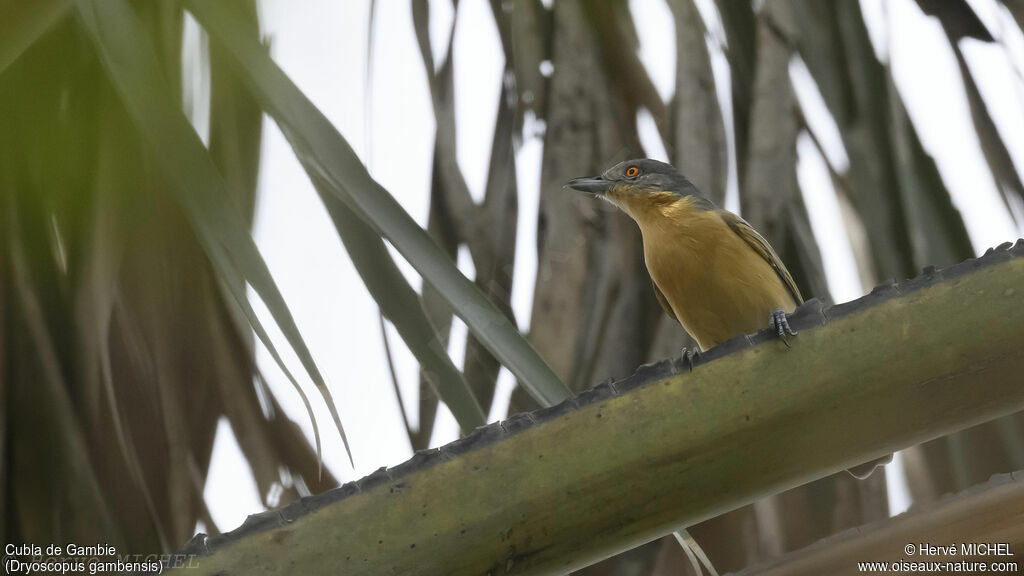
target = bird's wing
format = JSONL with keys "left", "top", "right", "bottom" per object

{"left": 652, "top": 281, "right": 679, "bottom": 323}
{"left": 719, "top": 211, "right": 804, "bottom": 305}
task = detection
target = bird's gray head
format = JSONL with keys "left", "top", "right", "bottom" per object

{"left": 566, "top": 159, "right": 710, "bottom": 216}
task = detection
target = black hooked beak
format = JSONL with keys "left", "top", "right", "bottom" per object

{"left": 566, "top": 176, "right": 612, "bottom": 195}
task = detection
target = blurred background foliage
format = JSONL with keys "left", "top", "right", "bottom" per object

{"left": 2, "top": 0, "right": 1024, "bottom": 574}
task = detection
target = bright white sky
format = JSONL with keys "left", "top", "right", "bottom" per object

{"left": 198, "top": 0, "right": 1024, "bottom": 534}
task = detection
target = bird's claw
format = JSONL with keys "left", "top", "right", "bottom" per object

{"left": 680, "top": 347, "right": 701, "bottom": 372}
{"left": 768, "top": 308, "right": 797, "bottom": 347}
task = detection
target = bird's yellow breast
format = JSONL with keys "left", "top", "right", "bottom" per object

{"left": 623, "top": 195, "right": 797, "bottom": 351}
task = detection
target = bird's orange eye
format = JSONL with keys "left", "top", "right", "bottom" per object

{"left": 625, "top": 166, "right": 639, "bottom": 178}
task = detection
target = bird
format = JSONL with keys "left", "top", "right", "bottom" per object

{"left": 568, "top": 158, "right": 891, "bottom": 480}
{"left": 567, "top": 158, "right": 800, "bottom": 364}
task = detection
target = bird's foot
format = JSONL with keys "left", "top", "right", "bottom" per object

{"left": 680, "top": 347, "right": 701, "bottom": 372}
{"left": 768, "top": 307, "right": 797, "bottom": 348}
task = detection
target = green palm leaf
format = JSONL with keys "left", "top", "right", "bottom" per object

{"left": 0, "top": 0, "right": 71, "bottom": 75}
{"left": 75, "top": 0, "right": 350, "bottom": 466}
{"left": 187, "top": 0, "right": 572, "bottom": 408}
